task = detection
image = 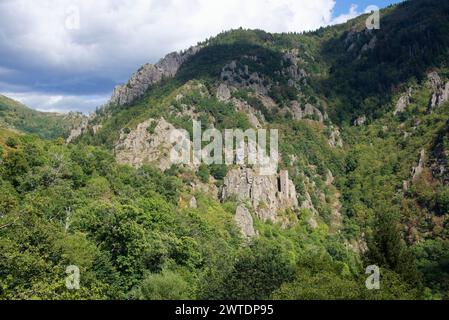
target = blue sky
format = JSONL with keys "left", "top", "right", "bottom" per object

{"left": 333, "top": 0, "right": 402, "bottom": 16}
{"left": 0, "top": 0, "right": 403, "bottom": 114}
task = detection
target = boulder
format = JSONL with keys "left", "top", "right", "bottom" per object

{"left": 216, "top": 83, "right": 231, "bottom": 102}
{"left": 235, "top": 205, "right": 256, "bottom": 238}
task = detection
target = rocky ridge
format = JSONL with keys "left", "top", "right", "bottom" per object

{"left": 221, "top": 167, "right": 299, "bottom": 235}
{"left": 110, "top": 46, "right": 201, "bottom": 106}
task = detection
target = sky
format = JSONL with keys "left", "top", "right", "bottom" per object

{"left": 0, "top": 0, "right": 402, "bottom": 114}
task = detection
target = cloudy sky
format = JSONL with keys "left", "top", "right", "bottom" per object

{"left": 0, "top": 0, "right": 401, "bottom": 114}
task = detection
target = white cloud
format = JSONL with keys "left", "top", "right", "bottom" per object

{"left": 331, "top": 4, "right": 360, "bottom": 25}
{"left": 3, "top": 91, "right": 108, "bottom": 114}
{"left": 0, "top": 0, "right": 365, "bottom": 112}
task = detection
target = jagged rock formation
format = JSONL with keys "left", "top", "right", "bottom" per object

{"left": 189, "top": 196, "right": 198, "bottom": 209}
{"left": 235, "top": 205, "right": 256, "bottom": 238}
{"left": 115, "top": 118, "right": 184, "bottom": 170}
{"left": 412, "top": 149, "right": 426, "bottom": 181}
{"left": 216, "top": 83, "right": 232, "bottom": 102}
{"left": 66, "top": 117, "right": 89, "bottom": 143}
{"left": 429, "top": 82, "right": 449, "bottom": 113}
{"left": 328, "top": 126, "right": 343, "bottom": 148}
{"left": 427, "top": 71, "right": 442, "bottom": 90}
{"left": 220, "top": 60, "right": 268, "bottom": 94}
{"left": 358, "top": 35, "right": 377, "bottom": 58}
{"left": 353, "top": 115, "right": 367, "bottom": 126}
{"left": 426, "top": 71, "right": 449, "bottom": 113}
{"left": 221, "top": 167, "right": 298, "bottom": 224}
{"left": 394, "top": 88, "right": 412, "bottom": 116}
{"left": 291, "top": 101, "right": 326, "bottom": 123}
{"left": 110, "top": 46, "right": 201, "bottom": 106}
{"left": 343, "top": 28, "right": 377, "bottom": 60}
{"left": 231, "top": 98, "right": 263, "bottom": 128}
{"left": 215, "top": 83, "right": 264, "bottom": 128}
{"left": 282, "top": 49, "right": 308, "bottom": 84}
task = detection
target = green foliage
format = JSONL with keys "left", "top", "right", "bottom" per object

{"left": 129, "top": 270, "right": 191, "bottom": 300}
{"left": 2, "top": 0, "right": 449, "bottom": 301}
{"left": 196, "top": 164, "right": 210, "bottom": 183}
{"left": 5, "top": 137, "right": 18, "bottom": 148}
{"left": 213, "top": 239, "right": 295, "bottom": 300}
{"left": 0, "top": 94, "right": 85, "bottom": 140}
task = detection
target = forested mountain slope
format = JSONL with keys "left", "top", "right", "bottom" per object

{"left": 1, "top": 0, "right": 449, "bottom": 300}
{"left": 0, "top": 94, "right": 86, "bottom": 140}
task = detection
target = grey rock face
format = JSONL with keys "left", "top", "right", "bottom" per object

{"left": 412, "top": 149, "right": 426, "bottom": 181}
{"left": 328, "top": 126, "right": 343, "bottom": 148}
{"left": 110, "top": 46, "right": 201, "bottom": 106}
{"left": 231, "top": 97, "right": 263, "bottom": 128}
{"left": 282, "top": 49, "right": 307, "bottom": 83}
{"left": 291, "top": 101, "right": 326, "bottom": 123}
{"left": 235, "top": 205, "right": 256, "bottom": 238}
{"left": 221, "top": 167, "right": 298, "bottom": 223}
{"left": 189, "top": 196, "right": 198, "bottom": 209}
{"left": 220, "top": 61, "right": 268, "bottom": 94}
{"left": 353, "top": 115, "right": 367, "bottom": 126}
{"left": 66, "top": 118, "right": 89, "bottom": 143}
{"left": 216, "top": 83, "right": 232, "bottom": 102}
{"left": 428, "top": 81, "right": 449, "bottom": 113}
{"left": 115, "top": 118, "right": 189, "bottom": 170}
{"left": 301, "top": 191, "right": 317, "bottom": 215}
{"left": 427, "top": 71, "right": 442, "bottom": 90}
{"left": 394, "top": 88, "right": 412, "bottom": 116}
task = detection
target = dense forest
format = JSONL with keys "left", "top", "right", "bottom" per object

{"left": 1, "top": 0, "right": 449, "bottom": 300}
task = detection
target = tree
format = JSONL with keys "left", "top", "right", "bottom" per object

{"left": 217, "top": 240, "right": 295, "bottom": 299}
{"left": 129, "top": 270, "right": 191, "bottom": 300}
{"left": 367, "top": 210, "right": 421, "bottom": 288}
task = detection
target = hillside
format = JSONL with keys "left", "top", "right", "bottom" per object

{"left": 0, "top": 94, "right": 86, "bottom": 140}
{"left": 1, "top": 0, "right": 449, "bottom": 300}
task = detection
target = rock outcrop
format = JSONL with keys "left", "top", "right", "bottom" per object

{"left": 231, "top": 97, "right": 263, "bottom": 128}
{"left": 412, "top": 149, "right": 426, "bottom": 181}
{"left": 282, "top": 49, "right": 307, "bottom": 83}
{"left": 235, "top": 205, "right": 256, "bottom": 238}
{"left": 428, "top": 81, "right": 449, "bottom": 113}
{"left": 216, "top": 83, "right": 232, "bottom": 102}
{"left": 220, "top": 60, "right": 268, "bottom": 94}
{"left": 426, "top": 72, "right": 449, "bottom": 113}
{"left": 115, "top": 118, "right": 185, "bottom": 170}
{"left": 328, "top": 126, "right": 343, "bottom": 148}
{"left": 221, "top": 167, "right": 298, "bottom": 224}
{"left": 66, "top": 117, "right": 89, "bottom": 143}
{"left": 291, "top": 101, "right": 326, "bottom": 123}
{"left": 110, "top": 46, "right": 201, "bottom": 106}
{"left": 353, "top": 115, "right": 367, "bottom": 126}
{"left": 427, "top": 71, "right": 442, "bottom": 90}
{"left": 394, "top": 88, "right": 412, "bottom": 116}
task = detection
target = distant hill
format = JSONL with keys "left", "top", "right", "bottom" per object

{"left": 0, "top": 94, "right": 86, "bottom": 140}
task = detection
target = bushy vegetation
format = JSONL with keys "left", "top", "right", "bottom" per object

{"left": 0, "top": 95, "right": 85, "bottom": 140}
{"left": 1, "top": 0, "right": 449, "bottom": 300}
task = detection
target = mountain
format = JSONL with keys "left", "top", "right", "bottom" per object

{"left": 1, "top": 0, "right": 449, "bottom": 300}
{"left": 0, "top": 94, "right": 86, "bottom": 140}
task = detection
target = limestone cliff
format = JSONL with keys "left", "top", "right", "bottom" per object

{"left": 221, "top": 167, "right": 299, "bottom": 235}
{"left": 110, "top": 46, "right": 201, "bottom": 106}
{"left": 115, "top": 118, "right": 183, "bottom": 170}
